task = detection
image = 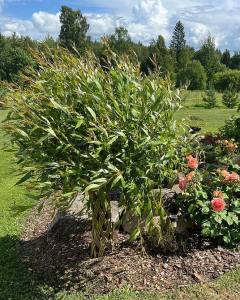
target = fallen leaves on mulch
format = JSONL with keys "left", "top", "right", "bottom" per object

{"left": 20, "top": 202, "right": 240, "bottom": 296}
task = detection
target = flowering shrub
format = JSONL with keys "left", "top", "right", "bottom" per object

{"left": 178, "top": 146, "right": 240, "bottom": 247}
{"left": 211, "top": 198, "right": 226, "bottom": 212}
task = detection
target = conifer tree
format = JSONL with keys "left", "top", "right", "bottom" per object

{"left": 222, "top": 49, "right": 231, "bottom": 67}
{"left": 170, "top": 21, "right": 186, "bottom": 56}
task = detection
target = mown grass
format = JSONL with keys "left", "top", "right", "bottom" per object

{"left": 175, "top": 90, "right": 238, "bottom": 133}
{"left": 0, "top": 110, "right": 47, "bottom": 300}
{"left": 0, "top": 104, "right": 239, "bottom": 299}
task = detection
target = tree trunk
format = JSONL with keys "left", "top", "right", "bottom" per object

{"left": 91, "top": 190, "right": 113, "bottom": 258}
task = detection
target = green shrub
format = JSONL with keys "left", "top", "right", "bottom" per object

{"left": 176, "top": 60, "right": 207, "bottom": 90}
{"left": 178, "top": 142, "right": 240, "bottom": 247}
{"left": 222, "top": 88, "right": 239, "bottom": 108}
{"left": 221, "top": 116, "right": 240, "bottom": 142}
{"left": 202, "top": 88, "right": 217, "bottom": 108}
{"left": 213, "top": 70, "right": 240, "bottom": 92}
{"left": 0, "top": 83, "right": 8, "bottom": 107}
{"left": 4, "top": 49, "right": 192, "bottom": 257}
{"left": 0, "top": 47, "right": 33, "bottom": 81}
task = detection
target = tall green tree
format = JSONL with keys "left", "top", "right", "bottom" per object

{"left": 59, "top": 6, "right": 89, "bottom": 52}
{"left": 195, "top": 36, "right": 225, "bottom": 83}
{"left": 170, "top": 21, "right": 186, "bottom": 62}
{"left": 108, "top": 27, "right": 132, "bottom": 54}
{"left": 230, "top": 52, "right": 240, "bottom": 69}
{"left": 142, "top": 35, "right": 174, "bottom": 77}
{"left": 221, "top": 49, "right": 231, "bottom": 68}
{"left": 177, "top": 46, "right": 194, "bottom": 69}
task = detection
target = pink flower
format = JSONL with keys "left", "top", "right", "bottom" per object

{"left": 226, "top": 172, "right": 240, "bottom": 182}
{"left": 187, "top": 155, "right": 199, "bottom": 169}
{"left": 211, "top": 198, "right": 226, "bottom": 212}
{"left": 179, "top": 177, "right": 188, "bottom": 191}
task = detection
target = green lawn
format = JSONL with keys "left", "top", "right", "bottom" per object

{"left": 0, "top": 110, "right": 45, "bottom": 300}
{"left": 0, "top": 105, "right": 240, "bottom": 299}
{"left": 175, "top": 90, "right": 238, "bottom": 133}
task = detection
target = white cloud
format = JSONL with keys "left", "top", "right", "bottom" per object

{"left": 86, "top": 0, "right": 169, "bottom": 44}
{"left": 32, "top": 11, "right": 60, "bottom": 34}
{"left": 86, "top": 13, "right": 121, "bottom": 40}
{"left": 178, "top": 2, "right": 240, "bottom": 49}
{"left": 0, "top": 16, "right": 34, "bottom": 37}
{"left": 130, "top": 0, "right": 169, "bottom": 42}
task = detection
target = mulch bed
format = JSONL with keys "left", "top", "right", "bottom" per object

{"left": 20, "top": 202, "right": 240, "bottom": 296}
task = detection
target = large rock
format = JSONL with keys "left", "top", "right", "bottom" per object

{"left": 48, "top": 185, "right": 192, "bottom": 234}
{"left": 48, "top": 193, "right": 88, "bottom": 231}
{"left": 48, "top": 193, "right": 123, "bottom": 231}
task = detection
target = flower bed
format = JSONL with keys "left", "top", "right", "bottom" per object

{"left": 177, "top": 137, "right": 240, "bottom": 247}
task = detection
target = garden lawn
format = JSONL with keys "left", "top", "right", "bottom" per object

{"left": 0, "top": 108, "right": 239, "bottom": 299}
{"left": 0, "top": 110, "right": 43, "bottom": 300}
{"left": 175, "top": 90, "right": 238, "bottom": 133}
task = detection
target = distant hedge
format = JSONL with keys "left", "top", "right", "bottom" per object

{"left": 213, "top": 70, "right": 240, "bottom": 92}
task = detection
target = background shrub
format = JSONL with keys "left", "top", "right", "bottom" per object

{"left": 0, "top": 47, "right": 33, "bottom": 81}
{"left": 202, "top": 88, "right": 217, "bottom": 108}
{"left": 221, "top": 116, "right": 240, "bottom": 142}
{"left": 176, "top": 60, "right": 207, "bottom": 90}
{"left": 222, "top": 88, "right": 239, "bottom": 108}
{"left": 213, "top": 70, "right": 240, "bottom": 92}
{"left": 4, "top": 49, "right": 193, "bottom": 256}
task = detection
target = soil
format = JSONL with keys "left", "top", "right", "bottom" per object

{"left": 20, "top": 201, "right": 240, "bottom": 296}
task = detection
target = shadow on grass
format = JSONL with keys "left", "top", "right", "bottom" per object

{"left": 20, "top": 219, "right": 93, "bottom": 294}
{"left": 193, "top": 104, "right": 222, "bottom": 109}
{"left": 0, "top": 235, "right": 52, "bottom": 300}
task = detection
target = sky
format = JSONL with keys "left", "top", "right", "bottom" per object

{"left": 0, "top": 0, "right": 240, "bottom": 50}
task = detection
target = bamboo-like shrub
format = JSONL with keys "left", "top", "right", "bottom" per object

{"left": 4, "top": 49, "right": 191, "bottom": 257}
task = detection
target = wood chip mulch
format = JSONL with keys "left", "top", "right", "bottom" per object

{"left": 20, "top": 202, "right": 240, "bottom": 296}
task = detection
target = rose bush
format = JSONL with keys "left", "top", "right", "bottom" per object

{"left": 178, "top": 142, "right": 240, "bottom": 247}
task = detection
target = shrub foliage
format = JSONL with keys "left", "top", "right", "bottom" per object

{"left": 222, "top": 88, "right": 239, "bottom": 109}
{"left": 176, "top": 60, "right": 207, "bottom": 90}
{"left": 4, "top": 49, "right": 191, "bottom": 257}
{"left": 221, "top": 116, "right": 240, "bottom": 142}
{"left": 178, "top": 138, "right": 240, "bottom": 247}
{"left": 202, "top": 88, "right": 217, "bottom": 108}
{"left": 213, "top": 70, "right": 240, "bottom": 92}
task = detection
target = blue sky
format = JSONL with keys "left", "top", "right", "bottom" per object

{"left": 0, "top": 0, "right": 240, "bottom": 50}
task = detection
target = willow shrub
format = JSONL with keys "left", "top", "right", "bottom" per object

{"left": 4, "top": 49, "right": 192, "bottom": 257}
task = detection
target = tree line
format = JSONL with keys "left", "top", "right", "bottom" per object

{"left": 1, "top": 5, "right": 240, "bottom": 90}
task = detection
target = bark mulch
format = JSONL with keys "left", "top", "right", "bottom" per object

{"left": 20, "top": 202, "right": 240, "bottom": 296}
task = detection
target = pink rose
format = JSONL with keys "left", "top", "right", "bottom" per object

{"left": 211, "top": 198, "right": 226, "bottom": 212}
{"left": 187, "top": 155, "right": 199, "bottom": 169}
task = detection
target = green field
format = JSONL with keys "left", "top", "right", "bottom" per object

{"left": 0, "top": 110, "right": 42, "bottom": 299}
{"left": 0, "top": 99, "right": 240, "bottom": 299}
{"left": 176, "top": 90, "right": 238, "bottom": 133}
